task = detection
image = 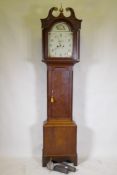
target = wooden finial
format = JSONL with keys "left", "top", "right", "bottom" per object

{"left": 59, "top": 3, "right": 63, "bottom": 13}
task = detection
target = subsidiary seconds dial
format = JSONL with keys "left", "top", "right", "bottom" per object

{"left": 48, "top": 22, "right": 73, "bottom": 58}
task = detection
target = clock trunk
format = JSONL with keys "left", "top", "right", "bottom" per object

{"left": 47, "top": 65, "right": 73, "bottom": 120}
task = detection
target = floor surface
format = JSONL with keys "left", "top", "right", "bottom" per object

{"left": 0, "top": 158, "right": 117, "bottom": 175}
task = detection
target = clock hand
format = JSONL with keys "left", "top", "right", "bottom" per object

{"left": 57, "top": 43, "right": 61, "bottom": 48}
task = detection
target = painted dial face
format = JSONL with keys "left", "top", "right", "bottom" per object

{"left": 48, "top": 22, "right": 73, "bottom": 57}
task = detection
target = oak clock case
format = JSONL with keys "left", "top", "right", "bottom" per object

{"left": 41, "top": 7, "right": 82, "bottom": 167}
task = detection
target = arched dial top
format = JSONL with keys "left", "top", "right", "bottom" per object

{"left": 48, "top": 22, "right": 73, "bottom": 58}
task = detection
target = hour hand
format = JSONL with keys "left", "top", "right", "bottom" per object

{"left": 57, "top": 43, "right": 61, "bottom": 47}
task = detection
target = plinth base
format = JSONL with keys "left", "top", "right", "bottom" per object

{"left": 42, "top": 120, "right": 78, "bottom": 167}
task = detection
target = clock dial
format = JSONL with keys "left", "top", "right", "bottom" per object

{"left": 48, "top": 22, "right": 73, "bottom": 57}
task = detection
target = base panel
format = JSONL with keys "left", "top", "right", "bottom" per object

{"left": 42, "top": 154, "right": 78, "bottom": 167}
{"left": 42, "top": 120, "right": 78, "bottom": 167}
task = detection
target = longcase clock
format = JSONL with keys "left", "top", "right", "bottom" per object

{"left": 40, "top": 6, "right": 82, "bottom": 167}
